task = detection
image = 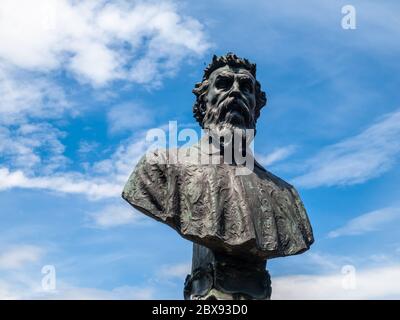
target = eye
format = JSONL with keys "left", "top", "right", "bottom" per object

{"left": 215, "top": 77, "right": 232, "bottom": 90}
{"left": 241, "top": 80, "right": 253, "bottom": 93}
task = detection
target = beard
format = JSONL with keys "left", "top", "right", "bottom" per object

{"left": 202, "top": 96, "right": 256, "bottom": 133}
{"left": 203, "top": 96, "right": 255, "bottom": 129}
{"left": 202, "top": 97, "right": 256, "bottom": 151}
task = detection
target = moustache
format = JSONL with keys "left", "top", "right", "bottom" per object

{"left": 218, "top": 97, "right": 250, "bottom": 124}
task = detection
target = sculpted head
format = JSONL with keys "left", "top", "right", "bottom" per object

{"left": 193, "top": 53, "right": 267, "bottom": 133}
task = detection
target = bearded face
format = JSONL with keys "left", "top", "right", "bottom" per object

{"left": 202, "top": 65, "right": 257, "bottom": 132}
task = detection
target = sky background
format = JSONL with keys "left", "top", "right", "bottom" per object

{"left": 1, "top": 0, "right": 400, "bottom": 299}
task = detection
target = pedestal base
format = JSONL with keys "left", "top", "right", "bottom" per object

{"left": 184, "top": 244, "right": 271, "bottom": 300}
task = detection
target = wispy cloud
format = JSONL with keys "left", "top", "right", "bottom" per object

{"left": 328, "top": 207, "right": 400, "bottom": 238}
{"left": 0, "top": 278, "right": 155, "bottom": 300}
{"left": 107, "top": 102, "right": 153, "bottom": 135}
{"left": 305, "top": 252, "right": 343, "bottom": 271}
{"left": 0, "top": 167, "right": 121, "bottom": 200}
{"left": 88, "top": 203, "right": 145, "bottom": 228}
{"left": 0, "top": 241, "right": 156, "bottom": 300}
{"left": 37, "top": 285, "right": 155, "bottom": 300}
{"left": 257, "top": 145, "right": 297, "bottom": 167}
{"left": 0, "top": 245, "right": 44, "bottom": 270}
{"left": 0, "top": 243, "right": 155, "bottom": 300}
{"left": 293, "top": 110, "right": 400, "bottom": 188}
{"left": 273, "top": 264, "right": 400, "bottom": 299}
{"left": 0, "top": 129, "right": 149, "bottom": 200}
{"left": 0, "top": 123, "right": 69, "bottom": 175}
{"left": 0, "top": 65, "right": 71, "bottom": 124}
{"left": 78, "top": 140, "right": 100, "bottom": 157}
{"left": 158, "top": 263, "right": 191, "bottom": 280}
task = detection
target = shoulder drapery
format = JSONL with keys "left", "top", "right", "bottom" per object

{"left": 122, "top": 148, "right": 314, "bottom": 260}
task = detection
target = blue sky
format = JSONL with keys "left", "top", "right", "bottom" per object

{"left": 1, "top": 0, "right": 400, "bottom": 299}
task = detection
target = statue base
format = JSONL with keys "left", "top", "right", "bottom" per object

{"left": 184, "top": 244, "right": 271, "bottom": 300}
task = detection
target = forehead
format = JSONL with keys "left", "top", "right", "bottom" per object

{"left": 209, "top": 65, "right": 255, "bottom": 81}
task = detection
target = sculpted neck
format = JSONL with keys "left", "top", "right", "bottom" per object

{"left": 203, "top": 127, "right": 255, "bottom": 165}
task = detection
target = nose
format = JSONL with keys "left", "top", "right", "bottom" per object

{"left": 229, "top": 80, "right": 241, "bottom": 98}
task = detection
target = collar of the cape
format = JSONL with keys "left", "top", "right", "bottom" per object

{"left": 186, "top": 134, "right": 267, "bottom": 173}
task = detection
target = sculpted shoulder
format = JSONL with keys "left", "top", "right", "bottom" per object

{"left": 254, "top": 159, "right": 295, "bottom": 191}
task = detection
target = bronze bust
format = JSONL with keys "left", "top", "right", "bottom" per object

{"left": 122, "top": 53, "right": 314, "bottom": 299}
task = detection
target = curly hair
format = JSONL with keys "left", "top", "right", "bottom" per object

{"left": 192, "top": 53, "right": 267, "bottom": 128}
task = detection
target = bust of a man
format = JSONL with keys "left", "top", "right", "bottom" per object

{"left": 122, "top": 53, "right": 314, "bottom": 300}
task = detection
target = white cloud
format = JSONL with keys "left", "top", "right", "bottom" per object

{"left": 0, "top": 129, "right": 150, "bottom": 199}
{"left": 107, "top": 103, "right": 153, "bottom": 135}
{"left": 0, "top": 280, "right": 16, "bottom": 299}
{"left": 273, "top": 264, "right": 400, "bottom": 299}
{"left": 0, "top": 245, "right": 44, "bottom": 270}
{"left": 37, "top": 285, "right": 155, "bottom": 300}
{"left": 158, "top": 263, "right": 191, "bottom": 280}
{"left": 0, "top": 277, "right": 155, "bottom": 300}
{"left": 0, "top": 0, "right": 209, "bottom": 86}
{"left": 88, "top": 203, "right": 145, "bottom": 228}
{"left": 257, "top": 145, "right": 297, "bottom": 167}
{"left": 78, "top": 140, "right": 100, "bottom": 157}
{"left": 293, "top": 110, "right": 400, "bottom": 188}
{"left": 0, "top": 123, "right": 69, "bottom": 175}
{"left": 305, "top": 252, "right": 342, "bottom": 271}
{"left": 0, "top": 242, "right": 156, "bottom": 300}
{"left": 91, "top": 132, "right": 150, "bottom": 184}
{"left": 328, "top": 207, "right": 400, "bottom": 238}
{"left": 0, "top": 121, "right": 134, "bottom": 199}
{"left": 0, "top": 167, "right": 121, "bottom": 200}
{"left": 0, "top": 63, "right": 72, "bottom": 178}
{"left": 0, "top": 65, "right": 71, "bottom": 124}
{"left": 0, "top": 0, "right": 208, "bottom": 200}
{"left": 0, "top": 247, "right": 156, "bottom": 299}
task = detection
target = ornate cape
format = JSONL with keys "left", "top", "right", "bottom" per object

{"left": 122, "top": 138, "right": 314, "bottom": 260}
